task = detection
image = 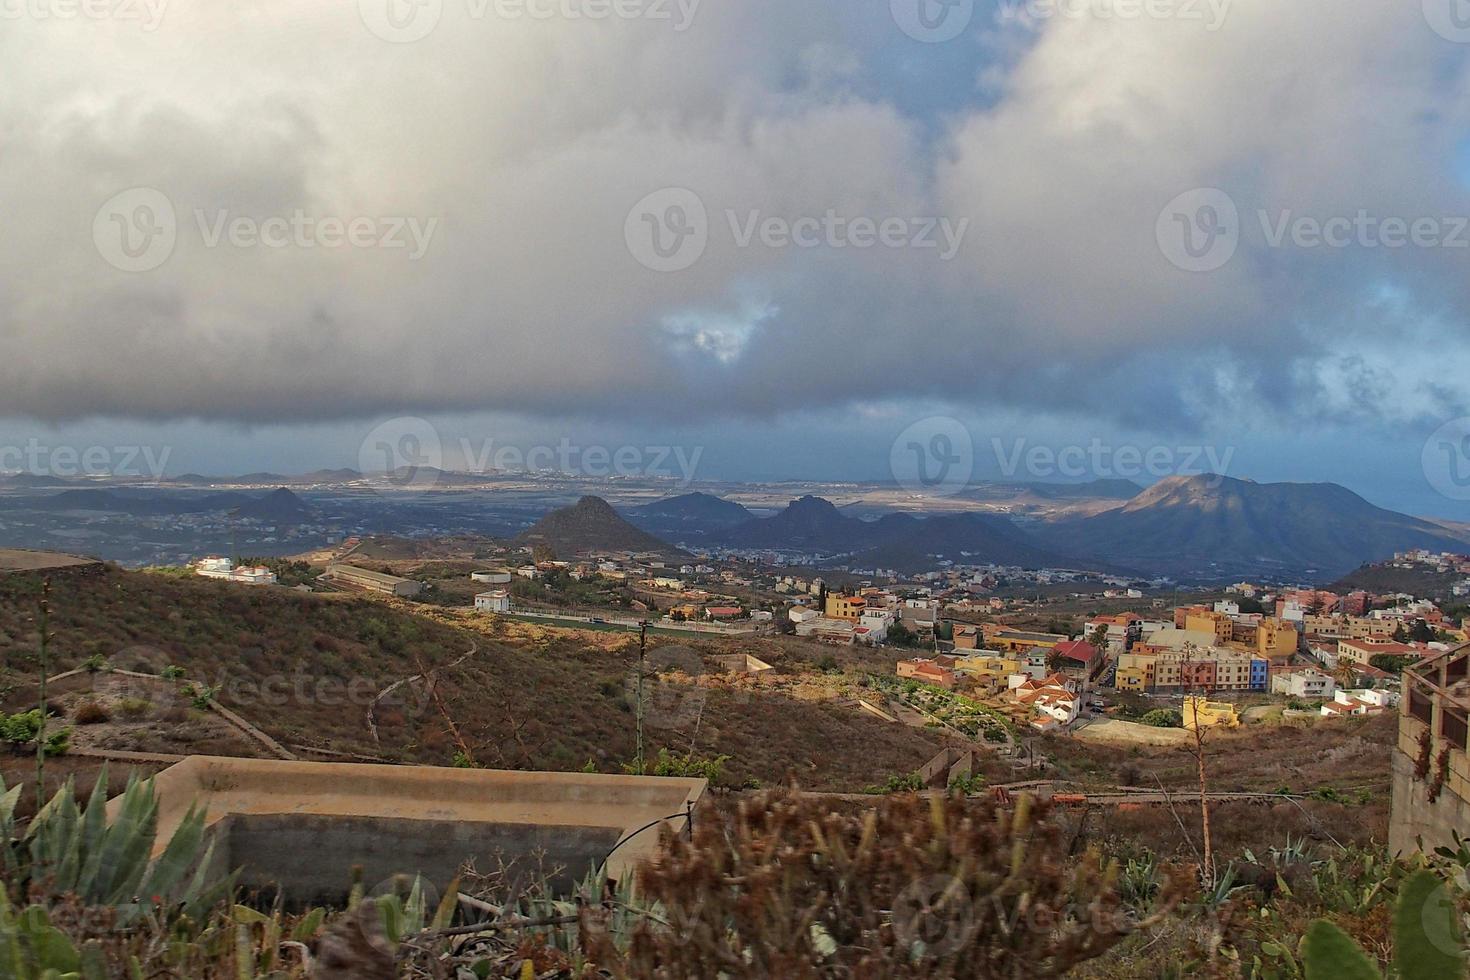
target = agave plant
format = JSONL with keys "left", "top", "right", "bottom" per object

{"left": 4, "top": 767, "right": 231, "bottom": 925}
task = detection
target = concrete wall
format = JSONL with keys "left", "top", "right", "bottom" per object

{"left": 118, "top": 757, "right": 706, "bottom": 902}
{"left": 222, "top": 813, "right": 621, "bottom": 907}
{"left": 1390, "top": 747, "right": 1470, "bottom": 856}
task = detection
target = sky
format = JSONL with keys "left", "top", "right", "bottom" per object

{"left": 3, "top": 0, "right": 1470, "bottom": 518}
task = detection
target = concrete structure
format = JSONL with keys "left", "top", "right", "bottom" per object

{"left": 470, "top": 570, "right": 513, "bottom": 585}
{"left": 325, "top": 564, "right": 423, "bottom": 597}
{"left": 708, "top": 653, "right": 775, "bottom": 676}
{"left": 794, "top": 616, "right": 856, "bottom": 644}
{"left": 474, "top": 590, "right": 511, "bottom": 613}
{"left": 1393, "top": 644, "right": 1470, "bottom": 855}
{"left": 123, "top": 757, "right": 706, "bottom": 906}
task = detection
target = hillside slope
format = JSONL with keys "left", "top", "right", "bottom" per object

{"left": 0, "top": 565, "right": 942, "bottom": 790}
{"left": 517, "top": 496, "right": 684, "bottom": 557}
{"left": 1041, "top": 475, "right": 1469, "bottom": 580}
{"left": 721, "top": 496, "right": 1076, "bottom": 568}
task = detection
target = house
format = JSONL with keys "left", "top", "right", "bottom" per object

{"left": 897, "top": 658, "right": 957, "bottom": 690}
{"left": 195, "top": 557, "right": 277, "bottom": 587}
{"left": 952, "top": 623, "right": 982, "bottom": 650}
{"left": 1272, "top": 668, "right": 1336, "bottom": 699}
{"left": 1321, "top": 691, "right": 1389, "bottom": 717}
{"left": 859, "top": 608, "right": 893, "bottom": 643}
{"left": 1011, "top": 673, "right": 1079, "bottom": 726}
{"left": 1183, "top": 696, "right": 1239, "bottom": 731}
{"left": 826, "top": 594, "right": 867, "bottom": 621}
{"left": 474, "top": 590, "right": 511, "bottom": 613}
{"left": 951, "top": 653, "right": 1023, "bottom": 685}
{"left": 705, "top": 606, "right": 744, "bottom": 621}
{"left": 991, "top": 630, "right": 1067, "bottom": 655}
{"left": 795, "top": 617, "right": 856, "bottom": 644}
{"left": 1050, "top": 639, "right": 1101, "bottom": 676}
{"left": 1338, "top": 639, "right": 1420, "bottom": 666}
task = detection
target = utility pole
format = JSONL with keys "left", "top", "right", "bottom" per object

{"left": 635, "top": 620, "right": 649, "bottom": 775}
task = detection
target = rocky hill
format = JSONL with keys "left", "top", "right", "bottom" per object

{"left": 517, "top": 496, "right": 684, "bottom": 558}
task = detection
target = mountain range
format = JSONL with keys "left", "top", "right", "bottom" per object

{"left": 604, "top": 481, "right": 1470, "bottom": 581}
{"left": 1035, "top": 475, "right": 1470, "bottom": 580}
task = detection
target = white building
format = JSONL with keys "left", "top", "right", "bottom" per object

{"left": 475, "top": 590, "right": 511, "bottom": 613}
{"left": 194, "top": 557, "right": 277, "bottom": 587}
{"left": 859, "top": 608, "right": 893, "bottom": 644}
{"left": 1271, "top": 669, "right": 1336, "bottom": 699}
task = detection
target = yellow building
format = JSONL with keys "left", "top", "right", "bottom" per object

{"left": 1184, "top": 610, "right": 1234, "bottom": 646}
{"left": 825, "top": 594, "right": 868, "bottom": 621}
{"left": 1183, "top": 696, "right": 1240, "bottom": 731}
{"left": 1116, "top": 653, "right": 1156, "bottom": 692}
{"left": 1256, "top": 618, "right": 1300, "bottom": 660}
{"left": 991, "top": 630, "right": 1067, "bottom": 655}
{"left": 952, "top": 654, "right": 1022, "bottom": 684}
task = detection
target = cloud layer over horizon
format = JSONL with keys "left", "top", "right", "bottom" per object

{"left": 3, "top": 0, "right": 1470, "bottom": 442}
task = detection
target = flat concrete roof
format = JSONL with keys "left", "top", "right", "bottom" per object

{"left": 126, "top": 757, "right": 706, "bottom": 895}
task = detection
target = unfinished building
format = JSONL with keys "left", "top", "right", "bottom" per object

{"left": 1390, "top": 643, "right": 1470, "bottom": 855}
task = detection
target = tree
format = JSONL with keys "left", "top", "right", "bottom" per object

{"left": 1177, "top": 642, "right": 1218, "bottom": 887}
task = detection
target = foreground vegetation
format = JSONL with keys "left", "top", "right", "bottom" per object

{"left": 2, "top": 765, "right": 1467, "bottom": 978}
